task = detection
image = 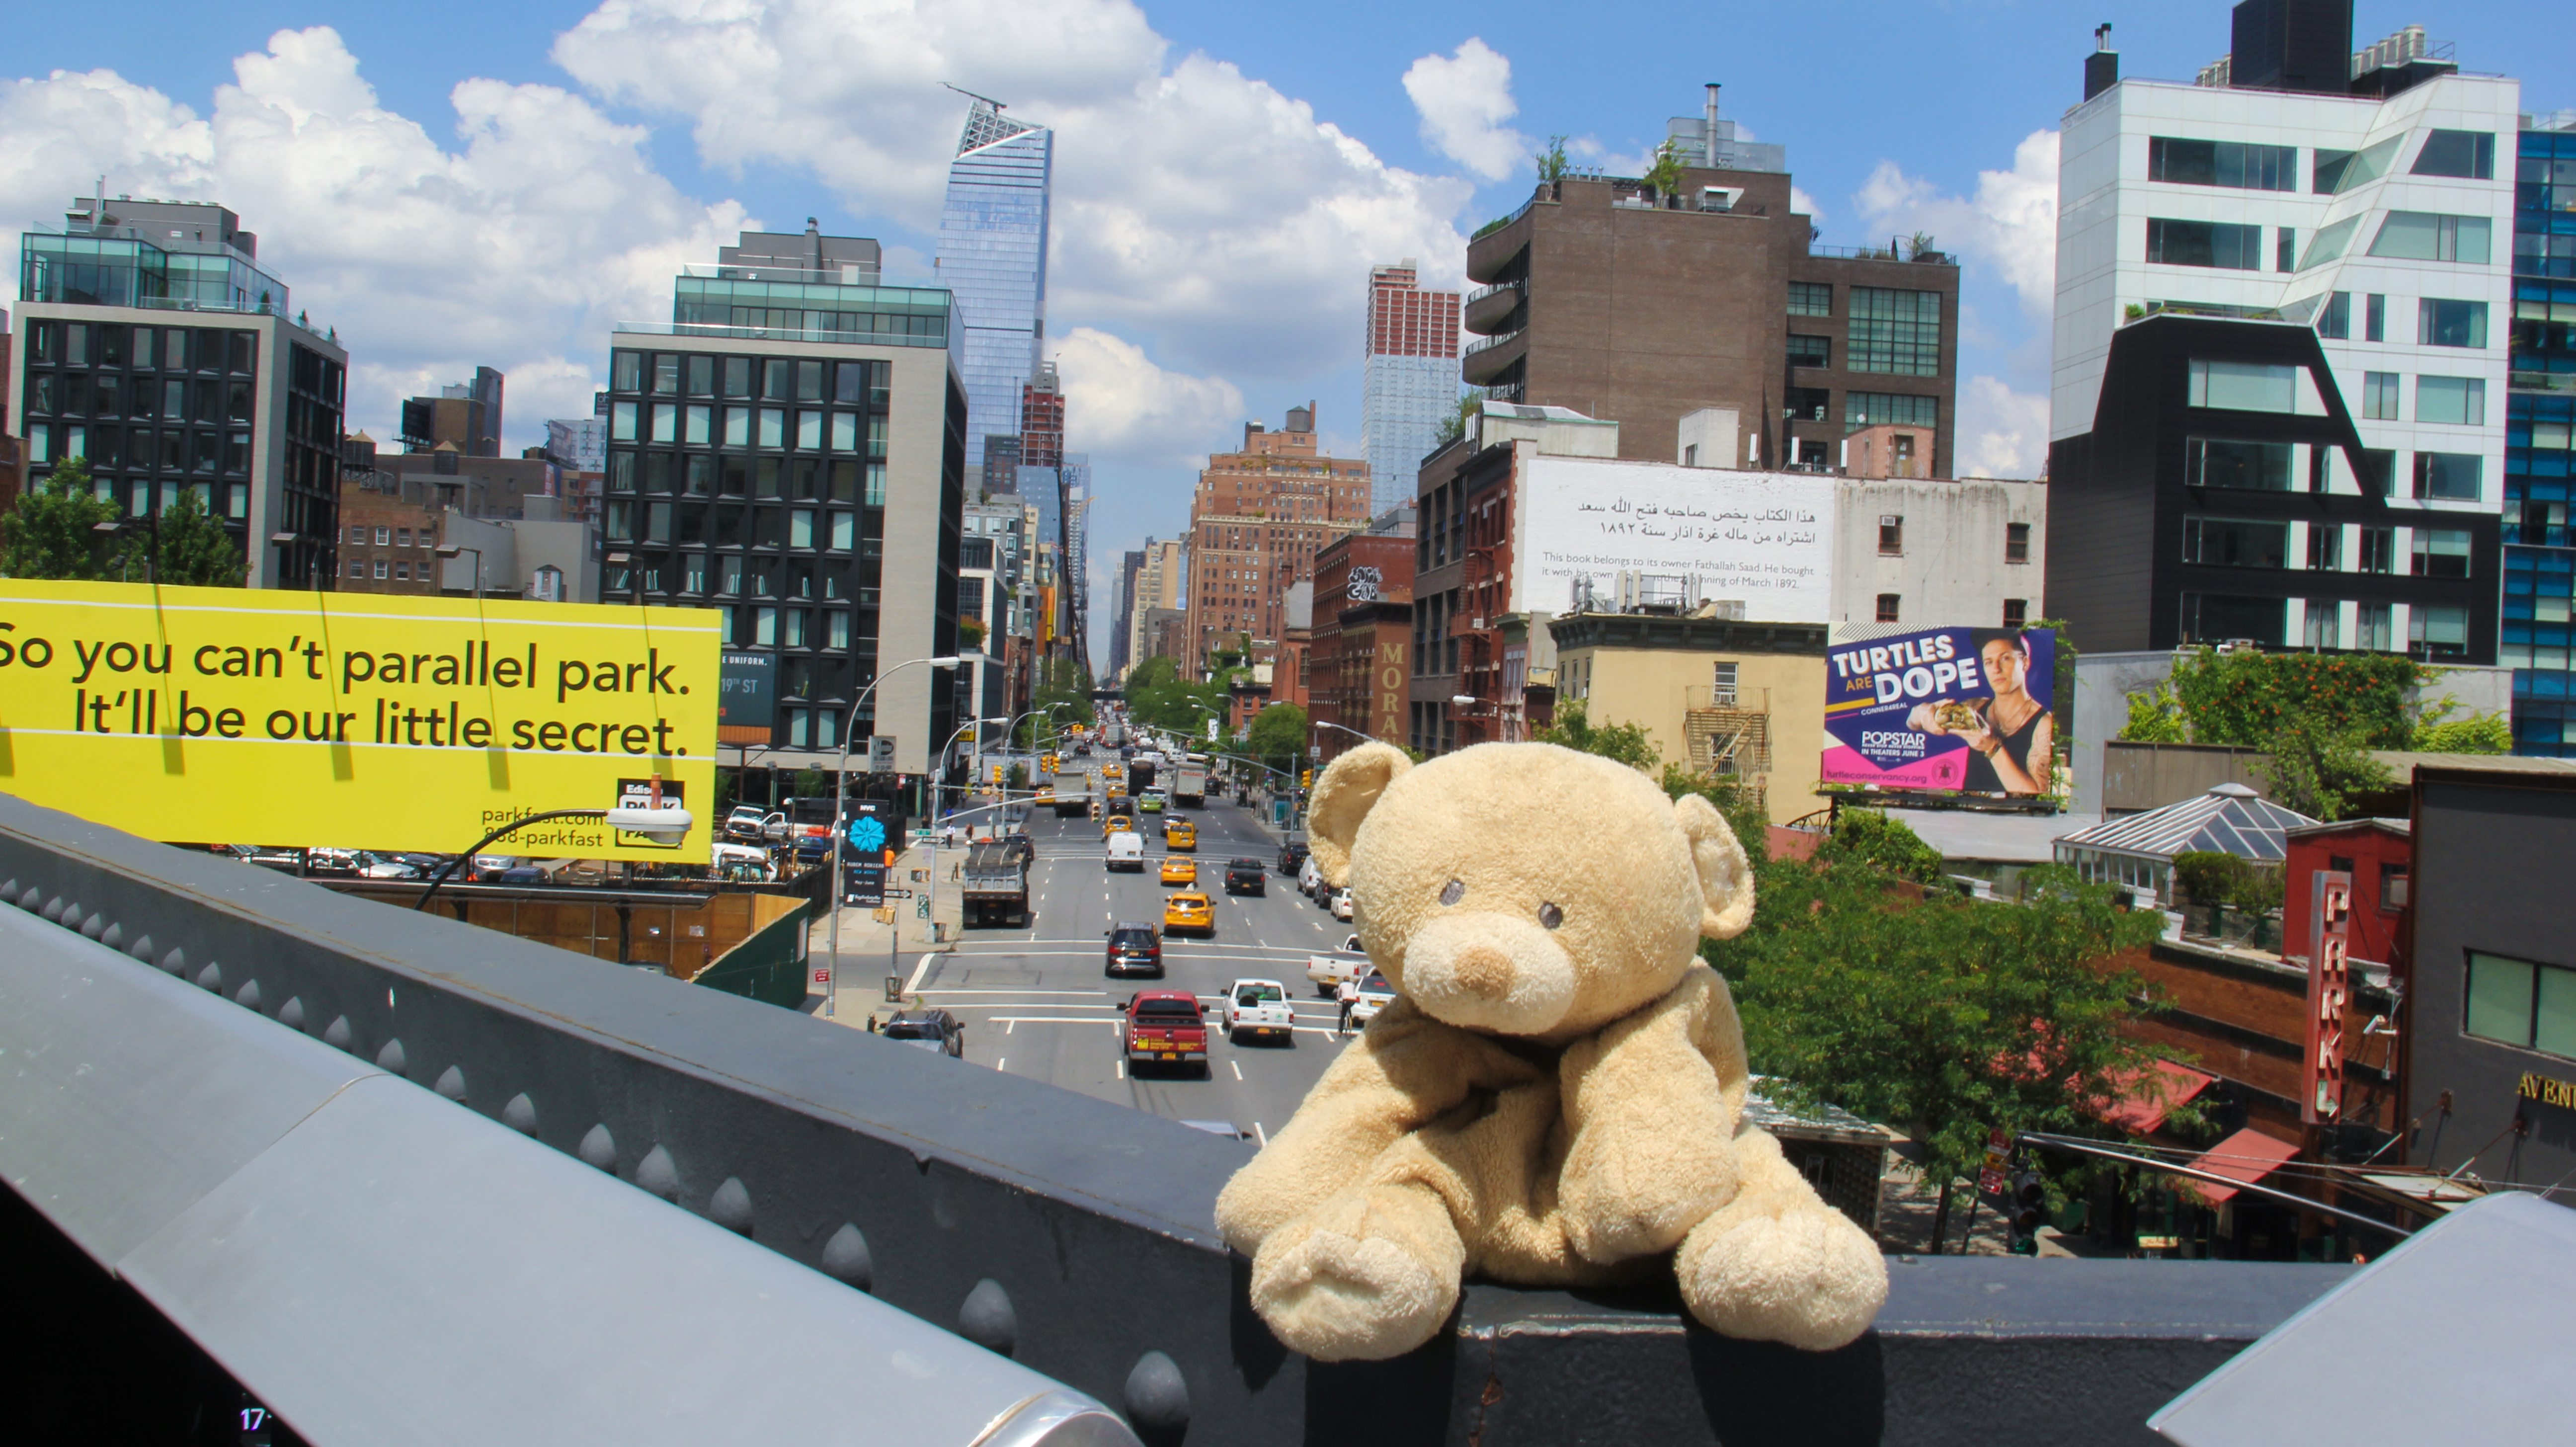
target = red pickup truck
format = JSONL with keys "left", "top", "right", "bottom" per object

{"left": 1122, "top": 990, "right": 1209, "bottom": 1076}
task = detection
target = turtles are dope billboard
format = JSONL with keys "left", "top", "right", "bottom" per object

{"left": 1821, "top": 627, "right": 2055, "bottom": 797}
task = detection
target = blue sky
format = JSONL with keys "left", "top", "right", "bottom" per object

{"left": 7, "top": 0, "right": 2568, "bottom": 642}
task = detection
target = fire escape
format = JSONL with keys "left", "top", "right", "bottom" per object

{"left": 1451, "top": 523, "right": 1506, "bottom": 743}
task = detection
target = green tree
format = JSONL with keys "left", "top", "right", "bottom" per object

{"left": 1718, "top": 862, "right": 2178, "bottom": 1252}
{"left": 1244, "top": 702, "right": 1309, "bottom": 778}
{"left": 1642, "top": 138, "right": 1686, "bottom": 200}
{"left": 2253, "top": 714, "right": 2393, "bottom": 822}
{"left": 1030, "top": 658, "right": 1098, "bottom": 739}
{"left": 1432, "top": 392, "right": 1484, "bottom": 448}
{"left": 145, "top": 488, "right": 247, "bottom": 587}
{"left": 0, "top": 459, "right": 122, "bottom": 580}
{"left": 1534, "top": 134, "right": 1571, "bottom": 184}
{"left": 2412, "top": 712, "right": 2513, "bottom": 754}
{"left": 2118, "top": 647, "right": 2420, "bottom": 749}
{"left": 1816, "top": 808, "right": 1945, "bottom": 884}
{"left": 1531, "top": 700, "right": 1661, "bottom": 773}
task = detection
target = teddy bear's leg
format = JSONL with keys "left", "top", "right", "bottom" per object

{"left": 1673, "top": 1127, "right": 1887, "bottom": 1352}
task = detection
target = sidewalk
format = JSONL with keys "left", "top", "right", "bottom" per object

{"left": 801, "top": 841, "right": 964, "bottom": 1028}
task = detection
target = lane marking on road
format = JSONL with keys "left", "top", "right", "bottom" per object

{"left": 983, "top": 1016, "right": 1124, "bottom": 1025}
{"left": 1116, "top": 1059, "right": 1126, "bottom": 1078}
{"left": 1006, "top": 1019, "right": 1015, "bottom": 1034}
{"left": 995, "top": 1057, "right": 1006, "bottom": 1072}
{"left": 923, "top": 988, "right": 1116, "bottom": 997}
{"left": 1230, "top": 1059, "right": 1244, "bottom": 1080}
{"left": 904, "top": 952, "right": 940, "bottom": 997}
{"left": 1253, "top": 1122, "right": 1268, "bottom": 1148}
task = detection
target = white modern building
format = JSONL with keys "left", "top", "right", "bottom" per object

{"left": 2046, "top": 8, "right": 2516, "bottom": 663}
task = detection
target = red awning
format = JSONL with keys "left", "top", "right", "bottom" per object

{"left": 2102, "top": 1060, "right": 2217, "bottom": 1135}
{"left": 2181, "top": 1128, "right": 2301, "bottom": 1205}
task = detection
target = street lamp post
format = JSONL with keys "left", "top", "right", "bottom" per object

{"left": 434, "top": 543, "right": 486, "bottom": 599}
{"left": 824, "top": 654, "right": 965, "bottom": 1018}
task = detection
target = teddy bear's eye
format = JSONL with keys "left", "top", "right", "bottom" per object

{"left": 1537, "top": 902, "right": 1564, "bottom": 930}
{"left": 1439, "top": 878, "right": 1466, "bottom": 906}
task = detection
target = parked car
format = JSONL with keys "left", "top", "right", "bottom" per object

{"left": 1279, "top": 840, "right": 1311, "bottom": 877}
{"left": 1331, "top": 887, "right": 1356, "bottom": 921}
{"left": 1223, "top": 858, "right": 1267, "bottom": 896}
{"left": 1223, "top": 978, "right": 1295, "bottom": 1045}
{"left": 1297, "top": 856, "right": 1323, "bottom": 899}
{"left": 1306, "top": 934, "right": 1369, "bottom": 996}
{"left": 1122, "top": 990, "right": 1209, "bottom": 1074}
{"left": 1163, "top": 890, "right": 1214, "bottom": 937}
{"left": 1105, "top": 922, "right": 1164, "bottom": 978}
{"left": 879, "top": 1009, "right": 966, "bottom": 1058}
{"left": 1351, "top": 970, "right": 1399, "bottom": 1028}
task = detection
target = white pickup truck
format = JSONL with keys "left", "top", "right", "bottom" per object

{"left": 1223, "top": 978, "right": 1296, "bottom": 1043}
{"left": 1303, "top": 934, "right": 1368, "bottom": 997}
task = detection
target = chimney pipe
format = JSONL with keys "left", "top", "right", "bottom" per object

{"left": 1703, "top": 83, "right": 1722, "bottom": 161}
{"left": 2084, "top": 26, "right": 2121, "bottom": 100}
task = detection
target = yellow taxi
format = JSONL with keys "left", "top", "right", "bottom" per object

{"left": 1160, "top": 857, "right": 1198, "bottom": 887}
{"left": 1164, "top": 819, "right": 1198, "bottom": 852}
{"left": 1103, "top": 814, "right": 1135, "bottom": 838}
{"left": 1034, "top": 787, "right": 1056, "bottom": 807}
{"left": 1163, "top": 890, "right": 1214, "bottom": 937}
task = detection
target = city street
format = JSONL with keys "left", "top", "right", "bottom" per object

{"left": 896, "top": 788, "right": 1351, "bottom": 1144}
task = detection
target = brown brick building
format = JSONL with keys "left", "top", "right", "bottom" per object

{"left": 1311, "top": 518, "right": 1417, "bottom": 764}
{"left": 1182, "top": 403, "right": 1371, "bottom": 673}
{"left": 335, "top": 437, "right": 446, "bottom": 594}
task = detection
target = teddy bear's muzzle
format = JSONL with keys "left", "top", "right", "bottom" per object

{"left": 1396, "top": 913, "right": 1577, "bottom": 1036}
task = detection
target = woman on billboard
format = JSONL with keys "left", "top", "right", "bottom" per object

{"left": 1906, "top": 631, "right": 2053, "bottom": 796}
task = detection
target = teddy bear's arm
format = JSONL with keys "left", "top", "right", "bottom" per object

{"left": 1554, "top": 963, "right": 1751, "bottom": 1263}
{"left": 1213, "top": 999, "right": 1542, "bottom": 1255}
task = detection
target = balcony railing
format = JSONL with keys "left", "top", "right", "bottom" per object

{"left": 1805, "top": 243, "right": 1960, "bottom": 266}
{"left": 1462, "top": 327, "right": 1524, "bottom": 359}
{"left": 1463, "top": 279, "right": 1521, "bottom": 310}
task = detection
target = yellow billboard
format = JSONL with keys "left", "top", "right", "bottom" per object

{"left": 0, "top": 580, "right": 719, "bottom": 861}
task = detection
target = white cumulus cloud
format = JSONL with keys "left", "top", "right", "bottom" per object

{"left": 1853, "top": 129, "right": 2059, "bottom": 320}
{"left": 1054, "top": 326, "right": 1244, "bottom": 469}
{"left": 0, "top": 27, "right": 748, "bottom": 447}
{"left": 1955, "top": 375, "right": 2051, "bottom": 480}
{"left": 1401, "top": 38, "right": 1529, "bottom": 183}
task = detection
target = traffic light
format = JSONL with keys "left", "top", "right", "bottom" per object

{"left": 1301, "top": 769, "right": 1313, "bottom": 788}
{"left": 2007, "top": 1170, "right": 2047, "bottom": 1255}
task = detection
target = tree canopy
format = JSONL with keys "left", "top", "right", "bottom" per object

{"left": 1243, "top": 702, "right": 1308, "bottom": 779}
{"left": 2, "top": 462, "right": 245, "bottom": 586}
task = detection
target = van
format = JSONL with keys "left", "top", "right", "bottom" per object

{"left": 1106, "top": 832, "right": 1146, "bottom": 872}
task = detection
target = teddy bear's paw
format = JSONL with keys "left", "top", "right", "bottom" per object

{"left": 1249, "top": 1185, "right": 1465, "bottom": 1362}
{"left": 1560, "top": 1129, "right": 1737, "bottom": 1263}
{"left": 1674, "top": 1195, "right": 1888, "bottom": 1353}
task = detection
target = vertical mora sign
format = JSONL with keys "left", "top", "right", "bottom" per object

{"left": 0, "top": 580, "right": 719, "bottom": 859}
{"left": 1821, "top": 627, "right": 2056, "bottom": 796}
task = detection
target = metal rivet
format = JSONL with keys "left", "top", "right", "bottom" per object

{"left": 433, "top": 1065, "right": 466, "bottom": 1102}
{"left": 578, "top": 1124, "right": 618, "bottom": 1172}
{"left": 80, "top": 913, "right": 107, "bottom": 940}
{"left": 234, "top": 980, "right": 262, "bottom": 1012}
{"left": 502, "top": 1093, "right": 538, "bottom": 1136}
{"left": 958, "top": 1279, "right": 1018, "bottom": 1358}
{"left": 1123, "top": 1351, "right": 1191, "bottom": 1441}
{"left": 128, "top": 933, "right": 154, "bottom": 962}
{"left": 323, "top": 1015, "right": 355, "bottom": 1051}
{"left": 160, "top": 947, "right": 186, "bottom": 975}
{"left": 821, "top": 1223, "right": 874, "bottom": 1292}
{"left": 20, "top": 886, "right": 43, "bottom": 910}
{"left": 376, "top": 1038, "right": 408, "bottom": 1076}
{"left": 43, "top": 897, "right": 69, "bottom": 923}
{"left": 708, "top": 1176, "right": 753, "bottom": 1235}
{"left": 636, "top": 1144, "right": 680, "bottom": 1201}
{"left": 194, "top": 962, "right": 222, "bottom": 993}
{"left": 99, "top": 923, "right": 123, "bottom": 949}
{"left": 0, "top": 879, "right": 15, "bottom": 902}
{"left": 278, "top": 996, "right": 306, "bottom": 1032}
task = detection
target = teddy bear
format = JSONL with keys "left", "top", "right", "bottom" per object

{"left": 1213, "top": 740, "right": 1886, "bottom": 1362}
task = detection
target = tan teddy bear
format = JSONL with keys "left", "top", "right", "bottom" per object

{"left": 1213, "top": 741, "right": 1886, "bottom": 1362}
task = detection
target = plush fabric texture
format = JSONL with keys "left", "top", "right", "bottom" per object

{"left": 1215, "top": 741, "right": 1886, "bottom": 1361}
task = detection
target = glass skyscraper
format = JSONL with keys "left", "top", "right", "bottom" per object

{"left": 2505, "top": 111, "right": 2576, "bottom": 754}
{"left": 936, "top": 95, "right": 1052, "bottom": 473}
{"left": 1360, "top": 263, "right": 1460, "bottom": 515}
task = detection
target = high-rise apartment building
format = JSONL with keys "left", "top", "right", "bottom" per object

{"left": 603, "top": 226, "right": 967, "bottom": 773}
{"left": 2045, "top": 6, "right": 2516, "bottom": 663}
{"left": 1462, "top": 92, "right": 1959, "bottom": 475}
{"left": 2504, "top": 111, "right": 2576, "bottom": 753}
{"left": 936, "top": 93, "right": 1052, "bottom": 473}
{"left": 1182, "top": 404, "right": 1372, "bottom": 671}
{"left": 1020, "top": 361, "right": 1064, "bottom": 469}
{"left": 11, "top": 195, "right": 346, "bottom": 587}
{"left": 1110, "top": 547, "right": 1146, "bottom": 677}
{"left": 1361, "top": 261, "right": 1461, "bottom": 512}
{"left": 1061, "top": 452, "right": 1091, "bottom": 675}
{"left": 1126, "top": 537, "right": 1184, "bottom": 675}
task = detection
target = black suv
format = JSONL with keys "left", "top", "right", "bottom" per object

{"left": 1278, "top": 839, "right": 1311, "bottom": 877}
{"left": 1106, "top": 922, "right": 1164, "bottom": 978}
{"left": 1224, "top": 858, "right": 1267, "bottom": 896}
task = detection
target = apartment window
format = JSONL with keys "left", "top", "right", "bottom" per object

{"left": 2356, "top": 601, "right": 2394, "bottom": 651}
{"left": 2313, "top": 138, "right": 2401, "bottom": 194}
{"left": 1875, "top": 593, "right": 1901, "bottom": 623}
{"left": 2002, "top": 598, "right": 2028, "bottom": 629}
{"left": 2357, "top": 448, "right": 2396, "bottom": 497}
{"left": 1845, "top": 392, "right": 1936, "bottom": 432}
{"left": 2316, "top": 292, "right": 2351, "bottom": 339}
{"left": 2364, "top": 371, "right": 2402, "bottom": 420}
{"left": 2411, "top": 527, "right": 2473, "bottom": 578}
{"left": 2417, "top": 376, "right": 2487, "bottom": 425}
{"left": 2371, "top": 212, "right": 2494, "bottom": 265}
{"left": 2187, "top": 437, "right": 2293, "bottom": 490}
{"left": 1711, "top": 661, "right": 1739, "bottom": 705}
{"left": 2409, "top": 604, "right": 2470, "bottom": 658}
{"left": 1785, "top": 333, "right": 1832, "bottom": 368}
{"left": 1847, "top": 288, "right": 1942, "bottom": 375}
{"left": 2304, "top": 604, "right": 2340, "bottom": 648}
{"left": 2365, "top": 293, "right": 2386, "bottom": 342}
{"left": 2006, "top": 521, "right": 2031, "bottom": 563}
{"left": 2412, "top": 130, "right": 2497, "bottom": 181}
{"left": 651, "top": 354, "right": 680, "bottom": 394}
{"left": 346, "top": 559, "right": 364, "bottom": 578}
{"left": 2414, "top": 452, "right": 2484, "bottom": 501}
{"left": 1784, "top": 386, "right": 1832, "bottom": 423}
{"left": 394, "top": 563, "right": 410, "bottom": 581}
{"left": 2276, "top": 227, "right": 2298, "bottom": 272}
{"left": 2182, "top": 516, "right": 2289, "bottom": 567}
{"left": 2417, "top": 300, "right": 2489, "bottom": 349}
{"left": 2150, "top": 137, "right": 2297, "bottom": 191}
{"left": 346, "top": 525, "right": 365, "bottom": 546}
{"left": 1878, "top": 515, "right": 1904, "bottom": 555}
{"left": 2308, "top": 524, "right": 2343, "bottom": 571}
{"left": 2180, "top": 593, "right": 2286, "bottom": 645}
{"left": 2148, "top": 219, "right": 2264, "bottom": 270}
{"left": 374, "top": 526, "right": 390, "bottom": 546}
{"left": 2380, "top": 865, "right": 2410, "bottom": 912}
{"left": 2187, "top": 359, "right": 2296, "bottom": 412}
{"left": 1787, "top": 281, "right": 1832, "bottom": 317}
{"left": 610, "top": 400, "right": 639, "bottom": 441}
{"left": 373, "top": 560, "right": 389, "bottom": 579}
{"left": 612, "top": 350, "right": 642, "bottom": 391}
{"left": 2356, "top": 526, "right": 2395, "bottom": 575}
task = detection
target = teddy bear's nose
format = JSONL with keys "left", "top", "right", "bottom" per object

{"left": 1451, "top": 945, "right": 1514, "bottom": 1000}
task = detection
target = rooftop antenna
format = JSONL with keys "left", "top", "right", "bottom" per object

{"left": 942, "top": 81, "right": 1009, "bottom": 111}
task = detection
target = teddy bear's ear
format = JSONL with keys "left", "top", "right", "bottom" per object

{"left": 1308, "top": 742, "right": 1412, "bottom": 886}
{"left": 1674, "top": 793, "right": 1756, "bottom": 940}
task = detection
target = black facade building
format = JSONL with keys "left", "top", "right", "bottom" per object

{"left": 2046, "top": 315, "right": 2498, "bottom": 660}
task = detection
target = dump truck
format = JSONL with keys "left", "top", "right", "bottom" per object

{"left": 1171, "top": 760, "right": 1209, "bottom": 809}
{"left": 961, "top": 841, "right": 1031, "bottom": 928}
{"left": 1052, "top": 769, "right": 1094, "bottom": 817}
